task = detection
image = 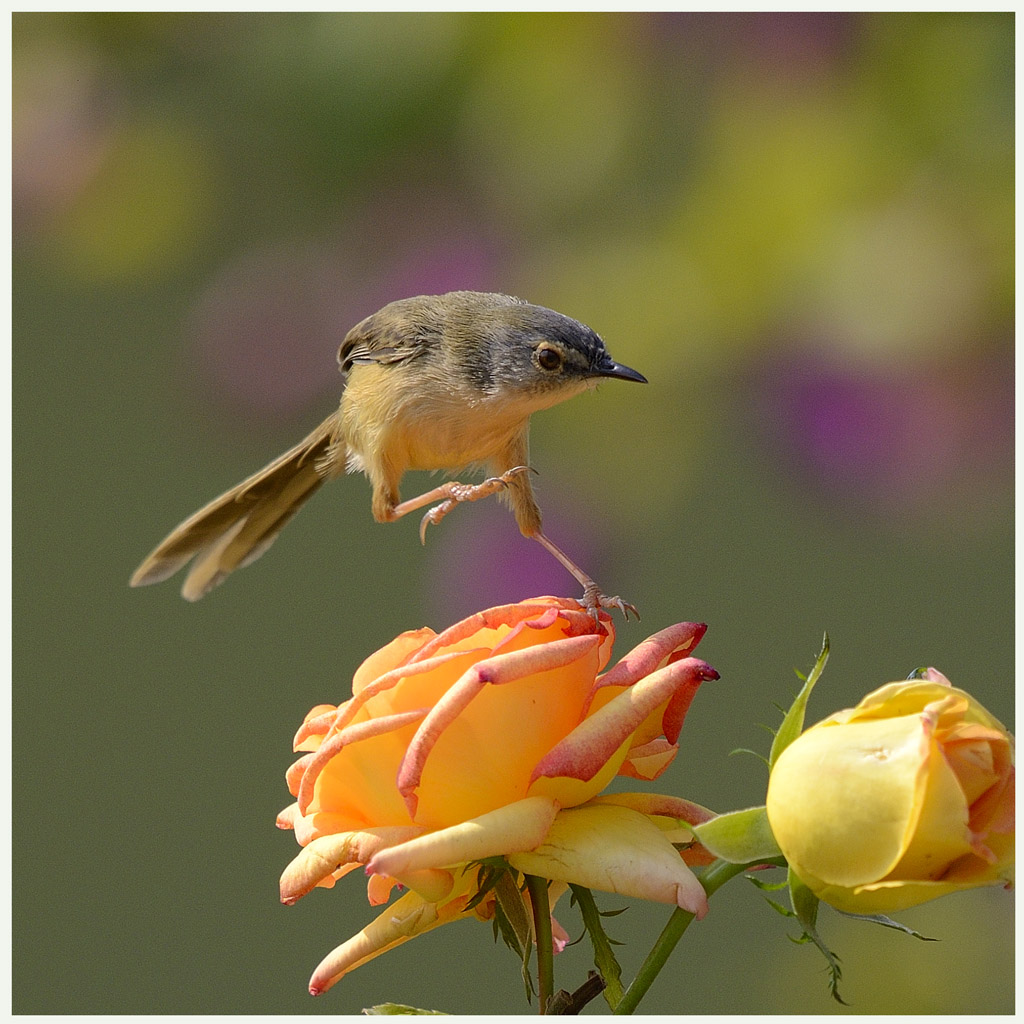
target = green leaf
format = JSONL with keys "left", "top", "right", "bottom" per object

{"left": 494, "top": 870, "right": 533, "bottom": 951}
{"left": 789, "top": 870, "right": 820, "bottom": 933}
{"left": 770, "top": 633, "right": 830, "bottom": 769}
{"left": 728, "top": 746, "right": 770, "bottom": 767}
{"left": 788, "top": 869, "right": 847, "bottom": 1005}
{"left": 764, "top": 896, "right": 796, "bottom": 918}
{"left": 837, "top": 910, "right": 938, "bottom": 941}
{"left": 465, "top": 858, "right": 507, "bottom": 913}
{"left": 569, "top": 884, "right": 626, "bottom": 1011}
{"left": 746, "top": 874, "right": 788, "bottom": 892}
{"left": 363, "top": 1004, "right": 448, "bottom": 1015}
{"left": 692, "top": 806, "right": 783, "bottom": 864}
{"left": 491, "top": 869, "right": 535, "bottom": 1000}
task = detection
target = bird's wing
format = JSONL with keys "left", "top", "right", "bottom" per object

{"left": 337, "top": 315, "right": 435, "bottom": 375}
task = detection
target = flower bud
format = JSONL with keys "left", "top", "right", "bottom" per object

{"left": 766, "top": 671, "right": 1013, "bottom": 914}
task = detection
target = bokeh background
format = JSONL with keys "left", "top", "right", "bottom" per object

{"left": 13, "top": 11, "right": 1013, "bottom": 1015}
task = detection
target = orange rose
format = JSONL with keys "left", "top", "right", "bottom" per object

{"left": 277, "top": 597, "right": 719, "bottom": 995}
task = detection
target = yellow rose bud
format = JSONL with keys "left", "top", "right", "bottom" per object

{"left": 277, "top": 597, "right": 719, "bottom": 994}
{"left": 766, "top": 670, "right": 1014, "bottom": 914}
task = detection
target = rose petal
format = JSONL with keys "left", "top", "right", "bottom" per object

{"left": 590, "top": 792, "right": 718, "bottom": 865}
{"left": 285, "top": 752, "right": 315, "bottom": 798}
{"left": 531, "top": 657, "right": 719, "bottom": 789}
{"left": 550, "top": 914, "right": 570, "bottom": 954}
{"left": 593, "top": 622, "right": 707, "bottom": 692}
{"left": 290, "top": 810, "right": 377, "bottom": 847}
{"left": 280, "top": 826, "right": 425, "bottom": 904}
{"left": 343, "top": 648, "right": 487, "bottom": 731}
{"left": 618, "top": 737, "right": 678, "bottom": 780}
{"left": 768, "top": 713, "right": 969, "bottom": 887}
{"left": 293, "top": 704, "right": 340, "bottom": 750}
{"left": 308, "top": 887, "right": 471, "bottom": 996}
{"left": 276, "top": 802, "right": 299, "bottom": 830}
{"left": 397, "top": 634, "right": 603, "bottom": 822}
{"left": 590, "top": 791, "right": 717, "bottom": 826}
{"left": 887, "top": 711, "right": 975, "bottom": 880}
{"left": 367, "top": 795, "right": 560, "bottom": 879}
{"left": 409, "top": 598, "right": 595, "bottom": 664}
{"left": 661, "top": 669, "right": 705, "bottom": 744}
{"left": 297, "top": 708, "right": 429, "bottom": 816}
{"left": 969, "top": 763, "right": 1014, "bottom": 838}
{"left": 352, "top": 628, "right": 437, "bottom": 693}
{"left": 835, "top": 681, "right": 1008, "bottom": 736}
{"left": 794, "top": 868, "right": 1009, "bottom": 916}
{"left": 366, "top": 872, "right": 397, "bottom": 906}
{"left": 385, "top": 868, "right": 456, "bottom": 905}
{"left": 508, "top": 804, "right": 709, "bottom": 919}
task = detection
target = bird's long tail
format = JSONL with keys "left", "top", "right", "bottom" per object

{"left": 130, "top": 414, "right": 339, "bottom": 601}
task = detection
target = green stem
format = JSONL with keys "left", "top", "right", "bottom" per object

{"left": 525, "top": 874, "right": 554, "bottom": 1014}
{"left": 614, "top": 859, "right": 750, "bottom": 1015}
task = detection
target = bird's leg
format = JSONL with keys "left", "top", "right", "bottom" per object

{"left": 493, "top": 438, "right": 639, "bottom": 623}
{"left": 532, "top": 531, "right": 640, "bottom": 622}
{"left": 387, "top": 466, "right": 535, "bottom": 543}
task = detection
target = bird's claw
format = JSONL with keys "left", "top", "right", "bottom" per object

{"left": 497, "top": 465, "right": 536, "bottom": 483}
{"left": 417, "top": 466, "right": 535, "bottom": 544}
{"left": 581, "top": 582, "right": 640, "bottom": 623}
{"left": 419, "top": 500, "right": 456, "bottom": 543}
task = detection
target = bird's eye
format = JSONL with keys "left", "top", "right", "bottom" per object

{"left": 536, "top": 344, "right": 563, "bottom": 371}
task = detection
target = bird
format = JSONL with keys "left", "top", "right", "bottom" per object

{"left": 130, "top": 290, "right": 647, "bottom": 617}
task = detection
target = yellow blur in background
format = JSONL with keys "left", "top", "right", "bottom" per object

{"left": 13, "top": 12, "right": 1012, "bottom": 1015}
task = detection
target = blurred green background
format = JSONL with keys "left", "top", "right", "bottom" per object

{"left": 13, "top": 11, "right": 1013, "bottom": 1015}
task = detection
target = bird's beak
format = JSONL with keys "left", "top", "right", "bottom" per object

{"left": 592, "top": 356, "right": 647, "bottom": 384}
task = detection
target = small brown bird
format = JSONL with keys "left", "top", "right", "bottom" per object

{"left": 130, "top": 291, "right": 647, "bottom": 616}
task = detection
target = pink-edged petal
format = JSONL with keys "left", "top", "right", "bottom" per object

{"left": 339, "top": 647, "right": 486, "bottom": 729}
{"left": 351, "top": 628, "right": 437, "bottom": 694}
{"left": 280, "top": 826, "right": 425, "bottom": 905}
{"left": 366, "top": 871, "right": 398, "bottom": 906}
{"left": 970, "top": 765, "right": 1015, "bottom": 838}
{"left": 386, "top": 868, "right": 456, "bottom": 905}
{"left": 551, "top": 914, "right": 570, "bottom": 954}
{"left": 618, "top": 738, "right": 678, "bottom": 780}
{"left": 548, "top": 921, "right": 573, "bottom": 950}
{"left": 289, "top": 810, "right": 373, "bottom": 847}
{"left": 545, "top": 880, "right": 572, "bottom": 953}
{"left": 531, "top": 657, "right": 719, "bottom": 786}
{"left": 295, "top": 649, "right": 487, "bottom": 759}
{"left": 594, "top": 622, "right": 706, "bottom": 692}
{"left": 507, "top": 804, "right": 709, "bottom": 919}
{"left": 285, "top": 752, "right": 316, "bottom": 798}
{"left": 308, "top": 887, "right": 470, "bottom": 996}
{"left": 590, "top": 792, "right": 717, "bottom": 826}
{"left": 661, "top": 669, "right": 705, "bottom": 744}
{"left": 408, "top": 598, "right": 601, "bottom": 665}
{"left": 293, "top": 704, "right": 341, "bottom": 750}
{"left": 296, "top": 708, "right": 429, "bottom": 813}
{"left": 276, "top": 802, "right": 299, "bottom": 830}
{"left": 367, "top": 796, "right": 560, "bottom": 879}
{"left": 365, "top": 868, "right": 456, "bottom": 907}
{"left": 590, "top": 792, "right": 718, "bottom": 865}
{"left": 493, "top": 604, "right": 562, "bottom": 651}
{"left": 396, "top": 635, "right": 602, "bottom": 817}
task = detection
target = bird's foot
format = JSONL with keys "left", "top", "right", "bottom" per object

{"left": 581, "top": 581, "right": 640, "bottom": 623}
{"left": 418, "top": 466, "right": 534, "bottom": 543}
